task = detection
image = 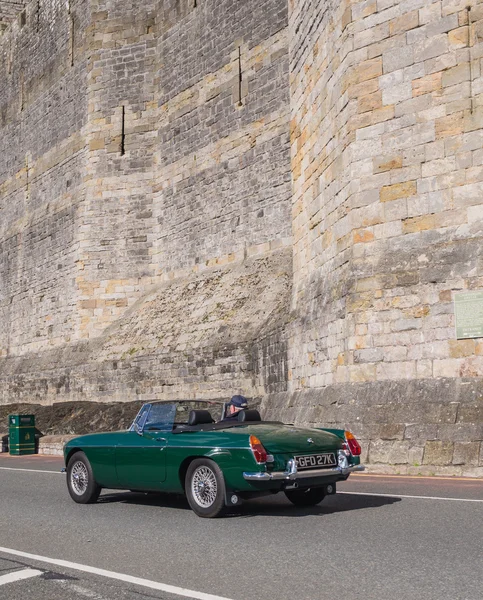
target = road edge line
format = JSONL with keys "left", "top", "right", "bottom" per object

{"left": 0, "top": 467, "right": 61, "bottom": 474}
{"left": 339, "top": 491, "right": 483, "bottom": 502}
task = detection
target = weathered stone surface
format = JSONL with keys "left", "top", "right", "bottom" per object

{"left": 1, "top": 0, "right": 483, "bottom": 474}
{"left": 452, "top": 442, "right": 480, "bottom": 465}
{"left": 423, "top": 441, "right": 454, "bottom": 465}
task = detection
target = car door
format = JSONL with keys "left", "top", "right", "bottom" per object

{"left": 115, "top": 403, "right": 175, "bottom": 489}
{"left": 115, "top": 431, "right": 168, "bottom": 489}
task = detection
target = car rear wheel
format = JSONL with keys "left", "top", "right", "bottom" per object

{"left": 285, "top": 487, "right": 326, "bottom": 507}
{"left": 185, "top": 458, "right": 226, "bottom": 518}
{"left": 66, "top": 451, "right": 101, "bottom": 504}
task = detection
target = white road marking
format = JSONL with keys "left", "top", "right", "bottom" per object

{"left": 0, "top": 467, "right": 61, "bottom": 474}
{"left": 339, "top": 491, "right": 483, "bottom": 503}
{"left": 0, "top": 568, "right": 43, "bottom": 586}
{"left": 0, "top": 547, "right": 235, "bottom": 600}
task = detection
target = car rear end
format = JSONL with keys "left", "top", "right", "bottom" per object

{"left": 241, "top": 425, "right": 364, "bottom": 495}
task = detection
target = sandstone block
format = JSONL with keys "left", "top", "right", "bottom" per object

{"left": 421, "top": 157, "right": 456, "bottom": 177}
{"left": 408, "top": 445, "right": 424, "bottom": 466}
{"left": 433, "top": 358, "right": 464, "bottom": 378}
{"left": 374, "top": 154, "right": 403, "bottom": 173}
{"left": 442, "top": 62, "right": 470, "bottom": 87}
{"left": 354, "top": 347, "right": 384, "bottom": 363}
{"left": 370, "top": 440, "right": 410, "bottom": 464}
{"left": 89, "top": 138, "right": 105, "bottom": 151}
{"left": 404, "top": 424, "right": 439, "bottom": 443}
{"left": 412, "top": 72, "right": 442, "bottom": 96}
{"left": 358, "top": 91, "right": 383, "bottom": 113}
{"left": 357, "top": 58, "right": 384, "bottom": 83}
{"left": 442, "top": 0, "right": 471, "bottom": 17}
{"left": 464, "top": 107, "right": 483, "bottom": 133}
{"left": 452, "top": 442, "right": 480, "bottom": 465}
{"left": 448, "top": 26, "right": 469, "bottom": 49}
{"left": 383, "top": 46, "right": 414, "bottom": 73}
{"left": 384, "top": 198, "right": 409, "bottom": 221}
{"left": 414, "top": 34, "right": 449, "bottom": 62}
{"left": 349, "top": 364, "right": 377, "bottom": 382}
{"left": 395, "top": 94, "right": 432, "bottom": 117}
{"left": 382, "top": 81, "right": 413, "bottom": 104}
{"left": 389, "top": 10, "right": 419, "bottom": 35}
{"left": 353, "top": 229, "right": 375, "bottom": 243}
{"left": 354, "top": 23, "right": 390, "bottom": 50}
{"left": 382, "top": 345, "right": 408, "bottom": 361}
{"left": 449, "top": 339, "right": 476, "bottom": 358}
{"left": 380, "top": 180, "right": 417, "bottom": 202}
{"left": 453, "top": 182, "right": 483, "bottom": 208}
{"left": 435, "top": 112, "right": 464, "bottom": 138}
{"left": 368, "top": 439, "right": 391, "bottom": 463}
{"left": 424, "top": 52, "right": 457, "bottom": 75}
{"left": 423, "top": 440, "right": 454, "bottom": 465}
{"left": 419, "top": 3, "right": 442, "bottom": 25}
{"left": 376, "top": 360, "right": 416, "bottom": 380}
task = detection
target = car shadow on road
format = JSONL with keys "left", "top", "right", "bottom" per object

{"left": 98, "top": 491, "right": 401, "bottom": 518}
{"left": 234, "top": 493, "right": 401, "bottom": 518}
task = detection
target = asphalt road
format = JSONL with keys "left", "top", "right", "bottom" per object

{"left": 0, "top": 455, "right": 482, "bottom": 600}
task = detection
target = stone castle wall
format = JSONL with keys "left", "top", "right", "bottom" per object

{"left": 0, "top": 0, "right": 90, "bottom": 356}
{"left": 279, "top": 0, "right": 483, "bottom": 475}
{"left": 0, "top": 0, "right": 292, "bottom": 405}
{"left": 1, "top": 0, "right": 482, "bottom": 474}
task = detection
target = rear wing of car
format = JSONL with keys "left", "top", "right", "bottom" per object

{"left": 316, "top": 428, "right": 362, "bottom": 463}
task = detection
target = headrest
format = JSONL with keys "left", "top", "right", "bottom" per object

{"left": 188, "top": 409, "right": 214, "bottom": 426}
{"left": 237, "top": 409, "right": 261, "bottom": 422}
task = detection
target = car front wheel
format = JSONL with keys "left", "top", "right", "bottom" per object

{"left": 66, "top": 451, "right": 101, "bottom": 504}
{"left": 185, "top": 458, "right": 226, "bottom": 518}
{"left": 285, "top": 487, "right": 326, "bottom": 507}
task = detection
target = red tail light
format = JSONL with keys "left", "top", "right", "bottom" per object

{"left": 249, "top": 435, "right": 267, "bottom": 463}
{"left": 345, "top": 431, "right": 361, "bottom": 456}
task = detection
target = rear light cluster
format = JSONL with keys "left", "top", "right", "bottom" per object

{"left": 344, "top": 431, "right": 361, "bottom": 456}
{"left": 249, "top": 435, "right": 267, "bottom": 463}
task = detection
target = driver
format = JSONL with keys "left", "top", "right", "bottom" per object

{"left": 221, "top": 395, "right": 248, "bottom": 422}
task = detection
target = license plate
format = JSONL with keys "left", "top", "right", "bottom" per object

{"left": 295, "top": 453, "right": 337, "bottom": 470}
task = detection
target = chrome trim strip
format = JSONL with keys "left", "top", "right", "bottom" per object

{"left": 67, "top": 443, "right": 250, "bottom": 451}
{"left": 243, "top": 464, "right": 365, "bottom": 481}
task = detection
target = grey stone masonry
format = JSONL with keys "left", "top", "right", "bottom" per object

{"left": 1, "top": 0, "right": 482, "bottom": 475}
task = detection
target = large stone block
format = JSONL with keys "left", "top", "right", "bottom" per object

{"left": 423, "top": 441, "right": 454, "bottom": 465}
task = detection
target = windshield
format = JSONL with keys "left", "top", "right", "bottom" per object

{"left": 131, "top": 401, "right": 225, "bottom": 432}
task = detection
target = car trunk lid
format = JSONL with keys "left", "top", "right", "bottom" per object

{"left": 239, "top": 424, "right": 342, "bottom": 454}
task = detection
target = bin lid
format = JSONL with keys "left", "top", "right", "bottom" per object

{"left": 8, "top": 415, "right": 35, "bottom": 426}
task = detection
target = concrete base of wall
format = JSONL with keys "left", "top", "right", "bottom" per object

{"left": 262, "top": 378, "right": 483, "bottom": 476}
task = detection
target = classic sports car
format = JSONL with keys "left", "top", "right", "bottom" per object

{"left": 64, "top": 400, "right": 364, "bottom": 518}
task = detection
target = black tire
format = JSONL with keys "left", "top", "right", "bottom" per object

{"left": 285, "top": 487, "right": 326, "bottom": 507}
{"left": 66, "top": 451, "right": 101, "bottom": 504}
{"left": 185, "top": 458, "right": 226, "bottom": 518}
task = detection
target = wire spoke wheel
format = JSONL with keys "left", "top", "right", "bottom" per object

{"left": 186, "top": 458, "right": 226, "bottom": 517}
{"left": 191, "top": 465, "right": 218, "bottom": 508}
{"left": 70, "top": 460, "right": 89, "bottom": 495}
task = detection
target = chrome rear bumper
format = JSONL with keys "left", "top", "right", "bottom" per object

{"left": 243, "top": 464, "right": 365, "bottom": 481}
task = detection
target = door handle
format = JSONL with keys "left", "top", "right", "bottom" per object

{"left": 156, "top": 437, "right": 167, "bottom": 443}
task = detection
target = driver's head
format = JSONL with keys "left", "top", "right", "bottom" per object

{"left": 228, "top": 394, "right": 248, "bottom": 414}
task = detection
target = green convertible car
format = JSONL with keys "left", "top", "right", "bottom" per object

{"left": 64, "top": 400, "right": 364, "bottom": 518}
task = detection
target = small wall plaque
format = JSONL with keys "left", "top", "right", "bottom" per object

{"left": 454, "top": 291, "right": 483, "bottom": 339}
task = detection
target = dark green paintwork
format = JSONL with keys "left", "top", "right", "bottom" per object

{"left": 9, "top": 414, "right": 36, "bottom": 456}
{"left": 64, "top": 419, "right": 358, "bottom": 495}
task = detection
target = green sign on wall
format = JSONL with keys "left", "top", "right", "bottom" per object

{"left": 455, "top": 291, "right": 483, "bottom": 339}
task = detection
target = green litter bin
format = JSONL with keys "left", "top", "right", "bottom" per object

{"left": 9, "top": 414, "right": 36, "bottom": 455}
